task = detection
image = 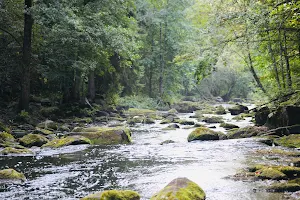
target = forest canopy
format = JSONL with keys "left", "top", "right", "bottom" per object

{"left": 0, "top": 0, "right": 299, "bottom": 110}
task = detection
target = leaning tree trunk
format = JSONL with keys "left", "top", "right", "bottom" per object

{"left": 20, "top": 0, "right": 33, "bottom": 111}
{"left": 88, "top": 70, "right": 95, "bottom": 102}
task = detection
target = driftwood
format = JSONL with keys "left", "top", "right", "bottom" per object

{"left": 263, "top": 124, "right": 300, "bottom": 136}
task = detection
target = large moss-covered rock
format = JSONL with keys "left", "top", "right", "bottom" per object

{"left": 37, "top": 120, "right": 58, "bottom": 130}
{"left": 1, "top": 147, "right": 33, "bottom": 155}
{"left": 188, "top": 127, "right": 220, "bottom": 142}
{"left": 0, "top": 132, "right": 14, "bottom": 143}
{"left": 71, "top": 127, "right": 132, "bottom": 145}
{"left": 33, "top": 127, "right": 54, "bottom": 135}
{"left": 173, "top": 101, "right": 200, "bottom": 113}
{"left": 42, "top": 136, "right": 91, "bottom": 148}
{"left": 19, "top": 133, "right": 49, "bottom": 147}
{"left": 150, "top": 177, "right": 205, "bottom": 200}
{"left": 81, "top": 190, "right": 140, "bottom": 200}
{"left": 0, "top": 169, "right": 26, "bottom": 181}
{"left": 220, "top": 123, "right": 239, "bottom": 130}
{"left": 227, "top": 126, "right": 268, "bottom": 139}
{"left": 228, "top": 104, "right": 248, "bottom": 115}
{"left": 215, "top": 105, "right": 226, "bottom": 115}
{"left": 202, "top": 116, "right": 224, "bottom": 124}
{"left": 255, "top": 106, "right": 270, "bottom": 126}
{"left": 275, "top": 134, "right": 300, "bottom": 148}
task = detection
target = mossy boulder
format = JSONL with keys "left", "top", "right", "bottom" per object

{"left": 220, "top": 123, "right": 239, "bottom": 130}
{"left": 150, "top": 177, "right": 205, "bottom": 200}
{"left": 160, "top": 119, "right": 172, "bottom": 124}
{"left": 1, "top": 147, "right": 33, "bottom": 155}
{"left": 42, "top": 135, "right": 91, "bottom": 148}
{"left": 168, "top": 124, "right": 180, "bottom": 129}
{"left": 0, "top": 132, "right": 14, "bottom": 143}
{"left": 80, "top": 190, "right": 140, "bottom": 200}
{"left": 144, "top": 118, "right": 155, "bottom": 124}
{"left": 173, "top": 101, "right": 200, "bottom": 113}
{"left": 228, "top": 104, "right": 248, "bottom": 115}
{"left": 0, "top": 169, "right": 26, "bottom": 181}
{"left": 188, "top": 127, "right": 221, "bottom": 142}
{"left": 71, "top": 127, "right": 132, "bottom": 145}
{"left": 215, "top": 105, "right": 226, "bottom": 115}
{"left": 37, "top": 120, "right": 58, "bottom": 130}
{"left": 33, "top": 127, "right": 54, "bottom": 135}
{"left": 227, "top": 126, "right": 268, "bottom": 139}
{"left": 255, "top": 106, "right": 270, "bottom": 126}
{"left": 168, "top": 109, "right": 178, "bottom": 114}
{"left": 267, "top": 183, "right": 300, "bottom": 192}
{"left": 255, "top": 167, "right": 287, "bottom": 180}
{"left": 19, "top": 133, "right": 49, "bottom": 147}
{"left": 202, "top": 116, "right": 224, "bottom": 124}
{"left": 275, "top": 134, "right": 300, "bottom": 148}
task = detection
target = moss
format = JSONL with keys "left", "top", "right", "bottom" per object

{"left": 1, "top": 147, "right": 33, "bottom": 155}
{"left": 275, "top": 134, "right": 300, "bottom": 148}
{"left": 0, "top": 122, "right": 11, "bottom": 133}
{"left": 72, "top": 127, "right": 132, "bottom": 145}
{"left": 0, "top": 169, "right": 26, "bottom": 181}
{"left": 168, "top": 109, "right": 178, "bottom": 114}
{"left": 0, "top": 131, "right": 14, "bottom": 143}
{"left": 215, "top": 105, "right": 226, "bottom": 115}
{"left": 33, "top": 128, "right": 54, "bottom": 135}
{"left": 255, "top": 167, "right": 287, "bottom": 180}
{"left": 276, "top": 166, "right": 300, "bottom": 178}
{"left": 150, "top": 177, "right": 205, "bottom": 200}
{"left": 232, "top": 115, "right": 245, "bottom": 121}
{"left": 19, "top": 134, "right": 49, "bottom": 147}
{"left": 80, "top": 190, "right": 140, "bottom": 200}
{"left": 74, "top": 117, "right": 93, "bottom": 124}
{"left": 220, "top": 123, "right": 239, "bottom": 129}
{"left": 248, "top": 165, "right": 265, "bottom": 172}
{"left": 267, "top": 183, "right": 300, "bottom": 192}
{"left": 187, "top": 127, "right": 220, "bottom": 142}
{"left": 144, "top": 118, "right": 155, "bottom": 124}
{"left": 227, "top": 126, "right": 267, "bottom": 139}
{"left": 254, "top": 149, "right": 300, "bottom": 157}
{"left": 202, "top": 116, "right": 224, "bottom": 123}
{"left": 42, "top": 135, "right": 91, "bottom": 148}
{"left": 160, "top": 119, "right": 172, "bottom": 124}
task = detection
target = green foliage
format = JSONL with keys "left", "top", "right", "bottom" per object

{"left": 117, "top": 95, "right": 158, "bottom": 109}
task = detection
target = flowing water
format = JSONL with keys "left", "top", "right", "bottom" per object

{"left": 0, "top": 105, "right": 292, "bottom": 200}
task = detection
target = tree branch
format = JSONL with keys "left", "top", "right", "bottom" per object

{"left": 0, "top": 27, "right": 22, "bottom": 47}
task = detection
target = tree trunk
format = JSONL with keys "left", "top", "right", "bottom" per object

{"left": 72, "top": 70, "right": 81, "bottom": 101}
{"left": 159, "top": 23, "right": 163, "bottom": 97}
{"left": 283, "top": 28, "right": 292, "bottom": 91}
{"left": 20, "top": 0, "right": 33, "bottom": 111}
{"left": 88, "top": 70, "right": 95, "bottom": 102}
{"left": 278, "top": 28, "right": 286, "bottom": 90}
{"left": 246, "top": 40, "right": 268, "bottom": 95}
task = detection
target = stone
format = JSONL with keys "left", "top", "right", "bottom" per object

{"left": 19, "top": 133, "right": 49, "bottom": 147}
{"left": 81, "top": 190, "right": 140, "bottom": 200}
{"left": 42, "top": 135, "right": 91, "bottom": 148}
{"left": 188, "top": 127, "right": 221, "bottom": 142}
{"left": 228, "top": 104, "right": 248, "bottom": 115}
{"left": 0, "top": 169, "right": 26, "bottom": 181}
{"left": 255, "top": 106, "right": 270, "bottom": 126}
{"left": 150, "top": 177, "right": 205, "bottom": 200}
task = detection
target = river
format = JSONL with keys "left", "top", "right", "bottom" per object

{"left": 0, "top": 106, "right": 291, "bottom": 200}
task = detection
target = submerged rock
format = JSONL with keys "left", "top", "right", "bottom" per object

{"left": 71, "top": 127, "right": 132, "bottom": 145}
{"left": 19, "top": 133, "right": 49, "bottom": 147}
{"left": 0, "top": 168, "right": 26, "bottom": 181}
{"left": 81, "top": 190, "right": 140, "bottom": 200}
{"left": 150, "top": 177, "right": 205, "bottom": 200}
{"left": 42, "top": 135, "right": 91, "bottom": 148}
{"left": 188, "top": 127, "right": 224, "bottom": 142}
{"left": 1, "top": 147, "right": 33, "bottom": 155}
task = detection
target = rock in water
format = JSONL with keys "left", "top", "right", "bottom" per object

{"left": 150, "top": 177, "right": 206, "bottom": 200}
{"left": 228, "top": 104, "right": 248, "bottom": 115}
{"left": 188, "top": 127, "right": 221, "bottom": 142}
{"left": 42, "top": 136, "right": 91, "bottom": 148}
{"left": 80, "top": 190, "right": 140, "bottom": 200}
{"left": 254, "top": 106, "right": 270, "bottom": 126}
{"left": 0, "top": 169, "right": 26, "bottom": 181}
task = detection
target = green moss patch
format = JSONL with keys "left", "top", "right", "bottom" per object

{"left": 0, "top": 169, "right": 26, "bottom": 181}
{"left": 215, "top": 105, "right": 226, "bottom": 115}
{"left": 227, "top": 126, "right": 268, "bottom": 139}
{"left": 0, "top": 132, "right": 14, "bottom": 143}
{"left": 1, "top": 147, "right": 33, "bottom": 155}
{"left": 19, "top": 134, "right": 49, "bottom": 147}
{"left": 188, "top": 127, "right": 221, "bottom": 142}
{"left": 42, "top": 136, "right": 91, "bottom": 148}
{"left": 150, "top": 177, "right": 205, "bottom": 200}
{"left": 275, "top": 134, "right": 300, "bottom": 148}
{"left": 255, "top": 167, "right": 287, "bottom": 180}
{"left": 220, "top": 123, "right": 239, "bottom": 130}
{"left": 202, "top": 116, "right": 224, "bottom": 123}
{"left": 80, "top": 190, "right": 140, "bottom": 200}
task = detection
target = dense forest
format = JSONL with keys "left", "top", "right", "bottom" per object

{"left": 0, "top": 0, "right": 299, "bottom": 112}
{"left": 0, "top": 1, "right": 300, "bottom": 200}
